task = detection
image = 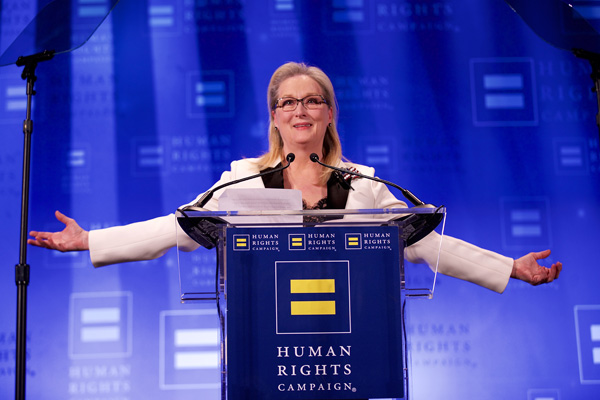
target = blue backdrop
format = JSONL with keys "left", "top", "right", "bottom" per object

{"left": 1, "top": 0, "right": 599, "bottom": 399}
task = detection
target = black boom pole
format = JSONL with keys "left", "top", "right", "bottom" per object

{"left": 14, "top": 49, "right": 55, "bottom": 400}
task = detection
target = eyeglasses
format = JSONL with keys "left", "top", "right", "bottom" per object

{"left": 273, "top": 95, "right": 328, "bottom": 111}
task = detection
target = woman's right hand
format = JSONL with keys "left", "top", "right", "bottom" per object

{"left": 28, "top": 210, "right": 89, "bottom": 251}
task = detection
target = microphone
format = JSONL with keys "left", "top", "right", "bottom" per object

{"left": 190, "top": 153, "right": 296, "bottom": 208}
{"left": 309, "top": 153, "right": 426, "bottom": 207}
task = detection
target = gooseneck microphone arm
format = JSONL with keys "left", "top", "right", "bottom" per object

{"left": 309, "top": 153, "right": 426, "bottom": 206}
{"left": 191, "top": 153, "right": 296, "bottom": 208}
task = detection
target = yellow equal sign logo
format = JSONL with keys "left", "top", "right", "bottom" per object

{"left": 233, "top": 234, "right": 250, "bottom": 250}
{"left": 346, "top": 234, "right": 361, "bottom": 249}
{"left": 289, "top": 279, "right": 336, "bottom": 315}
{"left": 288, "top": 234, "right": 305, "bottom": 250}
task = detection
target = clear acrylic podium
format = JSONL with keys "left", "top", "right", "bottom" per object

{"left": 176, "top": 207, "right": 445, "bottom": 400}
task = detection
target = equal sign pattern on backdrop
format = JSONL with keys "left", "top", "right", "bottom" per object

{"left": 159, "top": 309, "right": 220, "bottom": 390}
{"left": 69, "top": 292, "right": 132, "bottom": 359}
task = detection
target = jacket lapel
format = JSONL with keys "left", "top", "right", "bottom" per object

{"left": 260, "top": 162, "right": 350, "bottom": 210}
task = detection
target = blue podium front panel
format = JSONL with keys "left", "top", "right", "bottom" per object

{"left": 225, "top": 225, "right": 405, "bottom": 400}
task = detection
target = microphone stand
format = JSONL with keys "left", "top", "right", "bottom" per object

{"left": 14, "top": 49, "right": 55, "bottom": 400}
{"left": 309, "top": 154, "right": 444, "bottom": 245}
{"left": 177, "top": 154, "right": 296, "bottom": 249}
{"left": 309, "top": 153, "right": 426, "bottom": 206}
{"left": 190, "top": 153, "right": 295, "bottom": 208}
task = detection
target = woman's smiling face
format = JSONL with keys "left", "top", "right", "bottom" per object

{"left": 272, "top": 75, "right": 333, "bottom": 154}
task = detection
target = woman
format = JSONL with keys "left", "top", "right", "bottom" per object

{"left": 28, "top": 62, "right": 562, "bottom": 292}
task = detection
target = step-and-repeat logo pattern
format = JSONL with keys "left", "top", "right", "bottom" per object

{"left": 575, "top": 305, "right": 600, "bottom": 384}
{"left": 1, "top": 0, "right": 597, "bottom": 398}
{"left": 159, "top": 309, "right": 220, "bottom": 391}
{"left": 69, "top": 292, "right": 132, "bottom": 359}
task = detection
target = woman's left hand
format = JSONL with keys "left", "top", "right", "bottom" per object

{"left": 511, "top": 249, "right": 562, "bottom": 285}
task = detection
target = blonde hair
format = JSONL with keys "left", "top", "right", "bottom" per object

{"left": 257, "top": 62, "right": 342, "bottom": 183}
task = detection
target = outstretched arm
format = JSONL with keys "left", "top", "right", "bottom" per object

{"left": 511, "top": 249, "right": 562, "bottom": 285}
{"left": 28, "top": 210, "right": 89, "bottom": 252}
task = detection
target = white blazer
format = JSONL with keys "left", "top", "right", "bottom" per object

{"left": 89, "top": 158, "right": 513, "bottom": 293}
